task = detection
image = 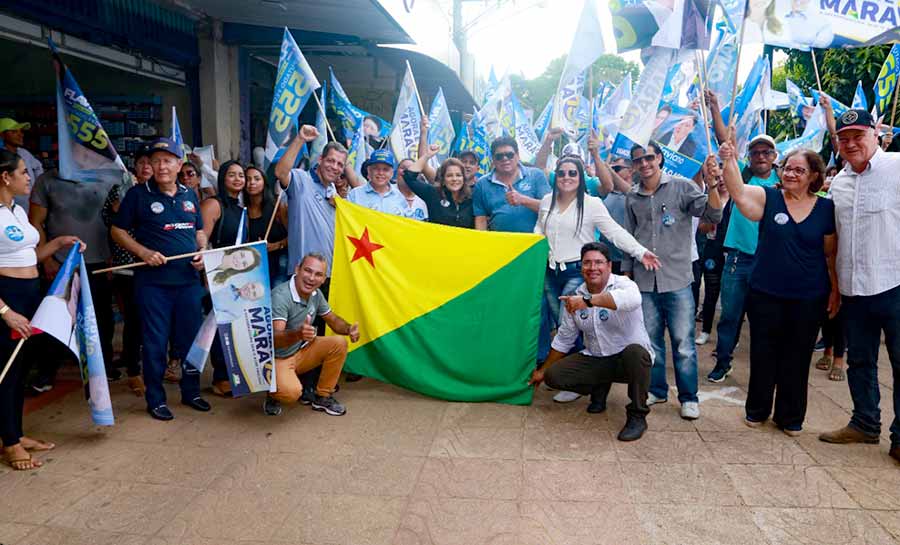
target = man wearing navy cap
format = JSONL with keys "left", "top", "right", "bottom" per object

{"left": 112, "top": 137, "right": 210, "bottom": 420}
{"left": 347, "top": 149, "right": 407, "bottom": 216}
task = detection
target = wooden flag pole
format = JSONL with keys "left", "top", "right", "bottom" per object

{"left": 92, "top": 241, "right": 261, "bottom": 275}
{"left": 810, "top": 50, "right": 823, "bottom": 93}
{"left": 312, "top": 88, "right": 336, "bottom": 142}
{"left": 727, "top": 20, "right": 748, "bottom": 128}
{"left": 0, "top": 338, "right": 25, "bottom": 386}
{"left": 263, "top": 190, "right": 285, "bottom": 242}
{"left": 695, "top": 50, "right": 714, "bottom": 153}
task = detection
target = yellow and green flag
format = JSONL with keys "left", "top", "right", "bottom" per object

{"left": 330, "top": 200, "right": 548, "bottom": 405}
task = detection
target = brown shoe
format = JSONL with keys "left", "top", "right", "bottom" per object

{"left": 818, "top": 425, "right": 880, "bottom": 445}
{"left": 164, "top": 359, "right": 181, "bottom": 383}
{"left": 890, "top": 445, "right": 900, "bottom": 464}
{"left": 211, "top": 380, "right": 233, "bottom": 398}
{"left": 128, "top": 375, "right": 146, "bottom": 397}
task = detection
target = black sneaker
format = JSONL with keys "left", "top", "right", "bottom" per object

{"left": 300, "top": 387, "right": 316, "bottom": 405}
{"left": 148, "top": 404, "right": 174, "bottom": 421}
{"left": 181, "top": 396, "right": 211, "bottom": 412}
{"left": 263, "top": 396, "right": 283, "bottom": 416}
{"left": 707, "top": 365, "right": 732, "bottom": 383}
{"left": 311, "top": 395, "right": 346, "bottom": 416}
{"left": 617, "top": 415, "right": 647, "bottom": 441}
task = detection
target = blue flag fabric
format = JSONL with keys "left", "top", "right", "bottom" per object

{"left": 264, "top": 28, "right": 320, "bottom": 170}
{"left": 49, "top": 39, "right": 126, "bottom": 185}
{"left": 612, "top": 47, "right": 676, "bottom": 158}
{"left": 717, "top": 0, "right": 746, "bottom": 34}
{"left": 810, "top": 90, "right": 848, "bottom": 117}
{"left": 171, "top": 106, "right": 185, "bottom": 157}
{"left": 873, "top": 45, "right": 900, "bottom": 119}
{"left": 705, "top": 26, "right": 739, "bottom": 111}
{"left": 427, "top": 87, "right": 456, "bottom": 169}
{"left": 534, "top": 98, "right": 553, "bottom": 142}
{"left": 329, "top": 68, "right": 392, "bottom": 143}
{"left": 852, "top": 81, "right": 868, "bottom": 111}
{"left": 511, "top": 93, "right": 541, "bottom": 163}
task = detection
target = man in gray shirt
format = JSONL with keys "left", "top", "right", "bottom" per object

{"left": 623, "top": 142, "right": 722, "bottom": 420}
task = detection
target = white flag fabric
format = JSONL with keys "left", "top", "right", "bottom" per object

{"left": 388, "top": 63, "right": 423, "bottom": 161}
{"left": 554, "top": 0, "right": 606, "bottom": 129}
{"left": 612, "top": 47, "right": 677, "bottom": 158}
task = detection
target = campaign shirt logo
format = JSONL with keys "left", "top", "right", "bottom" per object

{"left": 519, "top": 182, "right": 532, "bottom": 191}
{"left": 5, "top": 225, "right": 23, "bottom": 242}
{"left": 182, "top": 201, "right": 196, "bottom": 213}
{"left": 163, "top": 222, "right": 195, "bottom": 231}
{"left": 774, "top": 213, "right": 789, "bottom": 225}
{"left": 440, "top": 199, "right": 450, "bottom": 208}
{"left": 598, "top": 309, "right": 610, "bottom": 321}
{"left": 150, "top": 201, "right": 164, "bottom": 214}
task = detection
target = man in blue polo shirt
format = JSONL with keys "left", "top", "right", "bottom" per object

{"left": 112, "top": 137, "right": 209, "bottom": 421}
{"left": 473, "top": 136, "right": 550, "bottom": 232}
{"left": 347, "top": 149, "right": 407, "bottom": 215}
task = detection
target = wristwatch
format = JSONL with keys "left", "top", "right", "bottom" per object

{"left": 582, "top": 294, "right": 593, "bottom": 308}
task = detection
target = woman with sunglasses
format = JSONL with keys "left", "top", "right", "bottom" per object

{"left": 179, "top": 161, "right": 203, "bottom": 201}
{"left": 719, "top": 140, "right": 838, "bottom": 436}
{"left": 402, "top": 144, "right": 474, "bottom": 228}
{"left": 534, "top": 156, "right": 661, "bottom": 404}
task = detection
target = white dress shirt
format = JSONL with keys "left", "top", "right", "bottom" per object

{"left": 535, "top": 194, "right": 647, "bottom": 268}
{"left": 830, "top": 148, "right": 900, "bottom": 296}
{"left": 551, "top": 275, "right": 653, "bottom": 361}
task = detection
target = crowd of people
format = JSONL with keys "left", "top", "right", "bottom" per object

{"left": 0, "top": 84, "right": 898, "bottom": 470}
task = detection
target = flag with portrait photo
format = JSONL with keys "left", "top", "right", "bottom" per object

{"left": 651, "top": 102, "right": 707, "bottom": 179}
{"left": 264, "top": 28, "right": 320, "bottom": 170}
{"left": 29, "top": 244, "right": 113, "bottom": 426}
{"left": 330, "top": 200, "right": 547, "bottom": 405}
{"left": 49, "top": 38, "right": 127, "bottom": 185}
{"left": 388, "top": 63, "right": 423, "bottom": 161}
{"left": 612, "top": 47, "right": 677, "bottom": 158}
{"left": 329, "top": 68, "right": 392, "bottom": 142}
{"left": 347, "top": 118, "right": 370, "bottom": 177}
{"left": 610, "top": 0, "right": 711, "bottom": 52}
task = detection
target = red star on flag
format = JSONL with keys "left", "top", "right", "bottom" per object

{"left": 347, "top": 227, "right": 384, "bottom": 267}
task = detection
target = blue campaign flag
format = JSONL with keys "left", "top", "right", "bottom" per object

{"left": 49, "top": 39, "right": 126, "bottom": 185}
{"left": 171, "top": 106, "right": 185, "bottom": 156}
{"left": 705, "top": 26, "right": 739, "bottom": 111}
{"left": 329, "top": 68, "right": 392, "bottom": 143}
{"left": 427, "top": 87, "right": 456, "bottom": 169}
{"left": 511, "top": 93, "right": 541, "bottom": 163}
{"left": 717, "top": 0, "right": 747, "bottom": 35}
{"left": 347, "top": 117, "right": 369, "bottom": 177}
{"left": 810, "top": 89, "right": 849, "bottom": 117}
{"left": 458, "top": 117, "right": 492, "bottom": 176}
{"left": 873, "top": 44, "right": 900, "bottom": 118}
{"left": 534, "top": 98, "right": 553, "bottom": 142}
{"left": 853, "top": 81, "right": 868, "bottom": 111}
{"left": 264, "top": 28, "right": 320, "bottom": 170}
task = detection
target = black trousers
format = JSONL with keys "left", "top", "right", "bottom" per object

{"left": 113, "top": 274, "right": 141, "bottom": 377}
{"left": 701, "top": 262, "right": 723, "bottom": 334}
{"left": 746, "top": 289, "right": 827, "bottom": 429}
{"left": 544, "top": 344, "right": 652, "bottom": 417}
{"left": 822, "top": 308, "right": 846, "bottom": 359}
{"left": 691, "top": 259, "right": 702, "bottom": 310}
{"left": 0, "top": 277, "right": 41, "bottom": 446}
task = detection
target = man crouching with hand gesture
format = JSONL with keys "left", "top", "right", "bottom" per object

{"left": 264, "top": 253, "right": 360, "bottom": 417}
{"left": 529, "top": 242, "right": 654, "bottom": 441}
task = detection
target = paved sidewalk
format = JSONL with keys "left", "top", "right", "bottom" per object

{"left": 2, "top": 334, "right": 898, "bottom": 545}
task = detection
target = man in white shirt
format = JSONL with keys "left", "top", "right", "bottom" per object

{"left": 529, "top": 242, "right": 653, "bottom": 442}
{"left": 819, "top": 109, "right": 900, "bottom": 465}
{"left": 0, "top": 118, "right": 44, "bottom": 209}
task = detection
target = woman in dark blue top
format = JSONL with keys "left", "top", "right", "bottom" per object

{"left": 720, "top": 142, "right": 839, "bottom": 436}
{"left": 403, "top": 144, "right": 474, "bottom": 228}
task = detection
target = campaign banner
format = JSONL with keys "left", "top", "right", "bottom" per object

{"left": 705, "top": 27, "right": 739, "bottom": 110}
{"left": 746, "top": 0, "right": 900, "bottom": 50}
{"left": 534, "top": 98, "right": 553, "bottom": 142}
{"left": 388, "top": 63, "right": 423, "bottom": 161}
{"left": 29, "top": 244, "right": 113, "bottom": 425}
{"left": 873, "top": 44, "right": 900, "bottom": 118}
{"left": 511, "top": 93, "right": 541, "bottom": 163}
{"left": 427, "top": 87, "right": 456, "bottom": 169}
{"left": 171, "top": 106, "right": 185, "bottom": 157}
{"left": 329, "top": 68, "right": 392, "bottom": 144}
{"left": 652, "top": 102, "right": 707, "bottom": 179}
{"left": 612, "top": 47, "right": 676, "bottom": 158}
{"left": 49, "top": 39, "right": 127, "bottom": 185}
{"left": 203, "top": 242, "right": 275, "bottom": 396}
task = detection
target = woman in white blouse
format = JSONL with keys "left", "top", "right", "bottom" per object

{"left": 535, "top": 155, "right": 660, "bottom": 403}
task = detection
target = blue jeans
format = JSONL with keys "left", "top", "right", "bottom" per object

{"left": 714, "top": 251, "right": 754, "bottom": 369}
{"left": 843, "top": 284, "right": 900, "bottom": 446}
{"left": 537, "top": 261, "right": 583, "bottom": 362}
{"left": 641, "top": 286, "right": 699, "bottom": 403}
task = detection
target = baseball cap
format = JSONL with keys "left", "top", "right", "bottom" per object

{"left": 147, "top": 137, "right": 184, "bottom": 160}
{"left": 133, "top": 143, "right": 153, "bottom": 161}
{"left": 836, "top": 109, "right": 876, "bottom": 133}
{"left": 748, "top": 134, "right": 776, "bottom": 150}
{"left": 0, "top": 118, "right": 30, "bottom": 132}
{"left": 367, "top": 149, "right": 395, "bottom": 169}
{"left": 457, "top": 149, "right": 479, "bottom": 161}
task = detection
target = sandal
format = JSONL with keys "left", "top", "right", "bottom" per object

{"left": 20, "top": 437, "right": 55, "bottom": 452}
{"left": 829, "top": 366, "right": 846, "bottom": 382}
{"left": 815, "top": 355, "right": 833, "bottom": 371}
{"left": 211, "top": 380, "right": 233, "bottom": 398}
{"left": 128, "top": 375, "right": 146, "bottom": 397}
{"left": 4, "top": 448, "right": 43, "bottom": 470}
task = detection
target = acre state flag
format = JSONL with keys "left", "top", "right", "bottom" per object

{"left": 330, "top": 200, "right": 547, "bottom": 405}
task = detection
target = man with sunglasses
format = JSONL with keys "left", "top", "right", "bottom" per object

{"left": 473, "top": 137, "right": 550, "bottom": 232}
{"left": 624, "top": 142, "right": 723, "bottom": 420}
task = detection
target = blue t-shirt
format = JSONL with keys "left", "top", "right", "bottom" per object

{"left": 347, "top": 183, "right": 407, "bottom": 217}
{"left": 750, "top": 186, "right": 835, "bottom": 300}
{"left": 598, "top": 191, "right": 627, "bottom": 262}
{"left": 286, "top": 168, "right": 335, "bottom": 275}
{"left": 113, "top": 180, "right": 203, "bottom": 286}
{"left": 723, "top": 170, "right": 779, "bottom": 255}
{"left": 472, "top": 166, "right": 550, "bottom": 233}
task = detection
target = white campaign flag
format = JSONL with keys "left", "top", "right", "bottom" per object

{"left": 611, "top": 47, "right": 677, "bottom": 157}
{"left": 553, "top": 0, "right": 606, "bottom": 129}
{"left": 388, "top": 62, "right": 423, "bottom": 161}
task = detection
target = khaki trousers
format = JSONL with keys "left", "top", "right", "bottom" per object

{"left": 272, "top": 336, "right": 348, "bottom": 402}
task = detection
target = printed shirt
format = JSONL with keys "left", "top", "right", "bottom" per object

{"left": 286, "top": 168, "right": 335, "bottom": 275}
{"left": 551, "top": 275, "right": 653, "bottom": 361}
{"left": 723, "top": 169, "right": 779, "bottom": 255}
{"left": 472, "top": 165, "right": 550, "bottom": 233}
{"left": 271, "top": 276, "right": 332, "bottom": 359}
{"left": 347, "top": 183, "right": 407, "bottom": 217}
{"left": 623, "top": 173, "right": 723, "bottom": 293}
{"left": 113, "top": 179, "right": 202, "bottom": 286}
{"left": 401, "top": 193, "right": 429, "bottom": 221}
{"left": 830, "top": 148, "right": 900, "bottom": 296}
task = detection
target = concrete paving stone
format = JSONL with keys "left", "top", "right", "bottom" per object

{"left": 825, "top": 466, "right": 900, "bottom": 510}
{"left": 725, "top": 464, "right": 858, "bottom": 508}
{"left": 0, "top": 522, "right": 40, "bottom": 544}
{"left": 751, "top": 507, "right": 899, "bottom": 545}
{"left": 11, "top": 526, "right": 153, "bottom": 545}
{"left": 393, "top": 498, "right": 534, "bottom": 545}
{"left": 524, "top": 397, "right": 614, "bottom": 430}
{"left": 795, "top": 434, "right": 898, "bottom": 469}
{"left": 430, "top": 426, "right": 524, "bottom": 460}
{"left": 520, "top": 461, "right": 626, "bottom": 502}
{"left": 621, "top": 462, "right": 742, "bottom": 506}
{"left": 615, "top": 431, "right": 714, "bottom": 464}
{"left": 439, "top": 402, "right": 526, "bottom": 429}
{"left": 0, "top": 473, "right": 96, "bottom": 525}
{"left": 271, "top": 494, "right": 406, "bottom": 545}
{"left": 523, "top": 425, "right": 617, "bottom": 462}
{"left": 516, "top": 501, "right": 649, "bottom": 545}
{"left": 413, "top": 457, "right": 524, "bottom": 500}
{"left": 869, "top": 511, "right": 900, "bottom": 541}
{"left": 637, "top": 504, "right": 770, "bottom": 545}
{"left": 699, "top": 430, "right": 816, "bottom": 465}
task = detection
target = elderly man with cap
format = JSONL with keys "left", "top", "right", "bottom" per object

{"left": 0, "top": 118, "right": 43, "bottom": 209}
{"left": 819, "top": 109, "right": 900, "bottom": 465}
{"left": 347, "top": 149, "right": 408, "bottom": 216}
{"left": 111, "top": 137, "right": 210, "bottom": 420}
{"left": 706, "top": 133, "right": 781, "bottom": 383}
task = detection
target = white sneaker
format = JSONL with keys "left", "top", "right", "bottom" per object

{"left": 680, "top": 401, "right": 700, "bottom": 420}
{"left": 695, "top": 332, "right": 710, "bottom": 345}
{"left": 553, "top": 391, "right": 583, "bottom": 403}
{"left": 647, "top": 392, "right": 667, "bottom": 405}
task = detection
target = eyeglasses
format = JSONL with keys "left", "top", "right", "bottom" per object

{"left": 493, "top": 151, "right": 516, "bottom": 161}
{"left": 749, "top": 149, "right": 775, "bottom": 158}
{"left": 782, "top": 166, "right": 809, "bottom": 176}
{"left": 555, "top": 169, "right": 579, "bottom": 178}
{"left": 611, "top": 165, "right": 629, "bottom": 172}
{"left": 632, "top": 154, "right": 657, "bottom": 165}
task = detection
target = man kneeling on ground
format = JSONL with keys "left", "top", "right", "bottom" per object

{"left": 529, "top": 242, "right": 653, "bottom": 441}
{"left": 264, "top": 252, "right": 359, "bottom": 416}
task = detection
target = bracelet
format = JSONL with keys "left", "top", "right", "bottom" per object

{"left": 0, "top": 305, "right": 9, "bottom": 316}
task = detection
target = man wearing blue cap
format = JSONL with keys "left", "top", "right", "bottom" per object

{"left": 347, "top": 149, "right": 407, "bottom": 216}
{"left": 112, "top": 137, "right": 210, "bottom": 420}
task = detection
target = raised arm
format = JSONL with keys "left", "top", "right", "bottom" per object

{"left": 417, "top": 116, "right": 437, "bottom": 182}
{"left": 588, "top": 133, "right": 613, "bottom": 196}
{"left": 536, "top": 127, "right": 563, "bottom": 173}
{"left": 705, "top": 90, "right": 727, "bottom": 144}
{"left": 275, "top": 125, "right": 319, "bottom": 189}
{"left": 718, "top": 141, "right": 766, "bottom": 221}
